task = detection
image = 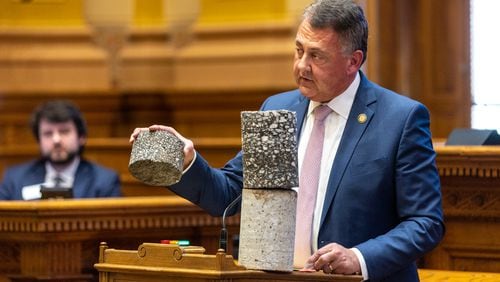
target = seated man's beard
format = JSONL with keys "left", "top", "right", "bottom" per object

{"left": 44, "top": 150, "right": 79, "bottom": 166}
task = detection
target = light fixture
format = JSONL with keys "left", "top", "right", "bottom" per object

{"left": 84, "top": 0, "right": 133, "bottom": 90}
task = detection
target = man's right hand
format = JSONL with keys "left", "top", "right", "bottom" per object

{"left": 129, "top": 125, "right": 195, "bottom": 170}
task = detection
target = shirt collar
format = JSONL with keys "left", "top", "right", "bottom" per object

{"left": 307, "top": 72, "right": 360, "bottom": 119}
{"left": 45, "top": 156, "right": 81, "bottom": 183}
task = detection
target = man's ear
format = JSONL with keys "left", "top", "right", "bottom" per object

{"left": 346, "top": 50, "right": 364, "bottom": 75}
{"left": 79, "top": 136, "right": 87, "bottom": 147}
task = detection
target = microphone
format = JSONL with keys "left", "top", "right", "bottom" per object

{"left": 219, "top": 193, "right": 242, "bottom": 253}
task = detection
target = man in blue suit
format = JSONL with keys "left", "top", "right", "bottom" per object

{"left": 130, "top": 0, "right": 444, "bottom": 281}
{"left": 0, "top": 100, "right": 121, "bottom": 200}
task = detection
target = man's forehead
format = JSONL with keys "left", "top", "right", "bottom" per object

{"left": 296, "top": 24, "right": 338, "bottom": 49}
{"left": 298, "top": 20, "right": 336, "bottom": 37}
{"left": 39, "top": 119, "right": 75, "bottom": 129}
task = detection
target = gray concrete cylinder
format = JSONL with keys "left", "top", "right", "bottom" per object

{"left": 129, "top": 130, "right": 184, "bottom": 186}
{"left": 238, "top": 188, "right": 297, "bottom": 272}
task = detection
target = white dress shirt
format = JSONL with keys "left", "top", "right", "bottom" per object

{"left": 45, "top": 157, "right": 80, "bottom": 188}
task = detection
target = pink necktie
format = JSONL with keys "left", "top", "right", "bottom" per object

{"left": 294, "top": 104, "right": 332, "bottom": 268}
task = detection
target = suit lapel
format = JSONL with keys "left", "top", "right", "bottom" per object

{"left": 24, "top": 162, "right": 46, "bottom": 186}
{"left": 73, "top": 161, "right": 91, "bottom": 198}
{"left": 289, "top": 94, "right": 309, "bottom": 140}
{"left": 320, "top": 74, "right": 377, "bottom": 226}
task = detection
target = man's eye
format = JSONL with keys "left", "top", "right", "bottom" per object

{"left": 312, "top": 54, "right": 327, "bottom": 64}
{"left": 296, "top": 48, "right": 304, "bottom": 57}
{"left": 312, "top": 53, "right": 322, "bottom": 59}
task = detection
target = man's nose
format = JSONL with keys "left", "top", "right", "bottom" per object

{"left": 297, "top": 55, "right": 311, "bottom": 74}
{"left": 52, "top": 132, "right": 62, "bottom": 143}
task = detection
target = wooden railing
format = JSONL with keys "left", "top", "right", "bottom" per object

{"left": 424, "top": 145, "right": 500, "bottom": 273}
{"left": 0, "top": 196, "right": 240, "bottom": 281}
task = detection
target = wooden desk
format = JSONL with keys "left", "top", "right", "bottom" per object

{"left": 95, "top": 242, "right": 363, "bottom": 282}
{"left": 418, "top": 269, "right": 500, "bottom": 282}
{"left": 0, "top": 197, "right": 240, "bottom": 282}
{"left": 422, "top": 145, "right": 500, "bottom": 272}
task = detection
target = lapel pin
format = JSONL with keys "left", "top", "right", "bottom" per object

{"left": 357, "top": 113, "right": 367, "bottom": 124}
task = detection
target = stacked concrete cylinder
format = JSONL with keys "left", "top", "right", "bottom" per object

{"left": 238, "top": 110, "right": 298, "bottom": 272}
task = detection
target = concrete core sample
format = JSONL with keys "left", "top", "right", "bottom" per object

{"left": 241, "top": 110, "right": 298, "bottom": 189}
{"left": 238, "top": 188, "right": 297, "bottom": 272}
{"left": 129, "top": 130, "right": 184, "bottom": 186}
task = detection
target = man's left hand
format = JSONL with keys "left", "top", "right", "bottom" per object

{"left": 304, "top": 243, "right": 361, "bottom": 275}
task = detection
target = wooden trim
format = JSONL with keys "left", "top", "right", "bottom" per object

{"left": 0, "top": 196, "right": 240, "bottom": 280}
{"left": 435, "top": 146, "right": 500, "bottom": 178}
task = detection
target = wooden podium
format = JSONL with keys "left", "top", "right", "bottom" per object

{"left": 95, "top": 242, "right": 363, "bottom": 282}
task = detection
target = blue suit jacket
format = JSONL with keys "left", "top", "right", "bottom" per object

{"left": 0, "top": 159, "right": 121, "bottom": 200}
{"left": 169, "top": 72, "right": 444, "bottom": 281}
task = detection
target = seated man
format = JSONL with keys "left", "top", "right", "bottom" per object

{"left": 0, "top": 100, "right": 121, "bottom": 200}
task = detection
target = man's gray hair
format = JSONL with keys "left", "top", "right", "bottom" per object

{"left": 303, "top": 0, "right": 368, "bottom": 64}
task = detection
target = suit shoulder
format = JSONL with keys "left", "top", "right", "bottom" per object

{"left": 369, "top": 82, "right": 428, "bottom": 112}
{"left": 261, "top": 89, "right": 303, "bottom": 110}
{"left": 79, "top": 160, "right": 119, "bottom": 177}
{"left": 3, "top": 160, "right": 42, "bottom": 175}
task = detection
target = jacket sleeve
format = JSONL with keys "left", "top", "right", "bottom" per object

{"left": 168, "top": 152, "right": 243, "bottom": 217}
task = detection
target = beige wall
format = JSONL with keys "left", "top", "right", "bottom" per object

{"left": 0, "top": 0, "right": 470, "bottom": 140}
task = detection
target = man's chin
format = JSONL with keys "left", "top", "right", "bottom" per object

{"left": 46, "top": 153, "right": 77, "bottom": 166}
{"left": 49, "top": 159, "right": 72, "bottom": 166}
{"left": 299, "top": 86, "right": 317, "bottom": 99}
